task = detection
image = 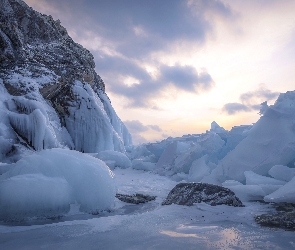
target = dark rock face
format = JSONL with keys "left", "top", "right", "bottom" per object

{"left": 162, "top": 183, "right": 244, "bottom": 207}
{"left": 0, "top": 0, "right": 104, "bottom": 103}
{"left": 116, "top": 193, "right": 156, "bottom": 204}
{"left": 255, "top": 203, "right": 295, "bottom": 231}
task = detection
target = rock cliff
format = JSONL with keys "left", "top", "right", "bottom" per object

{"left": 0, "top": 0, "right": 132, "bottom": 162}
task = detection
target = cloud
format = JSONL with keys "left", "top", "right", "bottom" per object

{"left": 108, "top": 64, "right": 214, "bottom": 107}
{"left": 124, "top": 120, "right": 163, "bottom": 144}
{"left": 124, "top": 120, "right": 149, "bottom": 133}
{"left": 223, "top": 85, "right": 279, "bottom": 115}
{"left": 222, "top": 103, "right": 250, "bottom": 115}
{"left": 148, "top": 125, "right": 162, "bottom": 132}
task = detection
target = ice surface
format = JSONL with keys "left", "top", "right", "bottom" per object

{"left": 264, "top": 176, "right": 295, "bottom": 203}
{"left": 268, "top": 165, "right": 295, "bottom": 182}
{"left": 1, "top": 167, "right": 294, "bottom": 250}
{"left": 0, "top": 149, "right": 116, "bottom": 220}
{"left": 244, "top": 171, "right": 286, "bottom": 186}
{"left": 92, "top": 150, "right": 132, "bottom": 170}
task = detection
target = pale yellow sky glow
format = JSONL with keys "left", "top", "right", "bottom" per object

{"left": 25, "top": 0, "right": 295, "bottom": 143}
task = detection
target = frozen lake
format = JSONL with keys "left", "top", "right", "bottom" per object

{"left": 0, "top": 168, "right": 294, "bottom": 250}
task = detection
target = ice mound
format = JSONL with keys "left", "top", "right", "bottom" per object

{"left": 226, "top": 185, "right": 266, "bottom": 202}
{"left": 0, "top": 149, "right": 116, "bottom": 220}
{"left": 132, "top": 159, "right": 156, "bottom": 171}
{"left": 269, "top": 165, "right": 295, "bottom": 182}
{"left": 188, "top": 155, "right": 211, "bottom": 182}
{"left": 0, "top": 174, "right": 71, "bottom": 220}
{"left": 264, "top": 176, "right": 295, "bottom": 203}
{"left": 92, "top": 150, "right": 132, "bottom": 169}
{"left": 244, "top": 171, "right": 286, "bottom": 185}
{"left": 211, "top": 91, "right": 295, "bottom": 183}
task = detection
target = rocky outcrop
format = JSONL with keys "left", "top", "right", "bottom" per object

{"left": 0, "top": 0, "right": 132, "bottom": 161}
{"left": 255, "top": 203, "right": 295, "bottom": 231}
{"left": 116, "top": 193, "right": 156, "bottom": 204}
{"left": 162, "top": 183, "right": 244, "bottom": 207}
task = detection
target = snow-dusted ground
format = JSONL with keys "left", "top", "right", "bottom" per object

{"left": 0, "top": 167, "right": 294, "bottom": 250}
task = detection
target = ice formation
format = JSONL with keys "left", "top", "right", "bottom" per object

{"left": 0, "top": 0, "right": 132, "bottom": 162}
{"left": 211, "top": 91, "right": 295, "bottom": 183}
{"left": 126, "top": 91, "right": 295, "bottom": 205}
{"left": 264, "top": 176, "right": 295, "bottom": 203}
{"left": 91, "top": 150, "right": 132, "bottom": 169}
{"left": 268, "top": 165, "right": 295, "bottom": 182}
{"left": 0, "top": 149, "right": 116, "bottom": 220}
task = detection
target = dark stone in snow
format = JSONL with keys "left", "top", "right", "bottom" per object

{"left": 116, "top": 193, "right": 156, "bottom": 204}
{"left": 255, "top": 203, "right": 295, "bottom": 231}
{"left": 255, "top": 212, "right": 295, "bottom": 231}
{"left": 162, "top": 182, "right": 244, "bottom": 207}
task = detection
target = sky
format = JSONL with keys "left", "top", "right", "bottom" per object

{"left": 24, "top": 0, "right": 295, "bottom": 144}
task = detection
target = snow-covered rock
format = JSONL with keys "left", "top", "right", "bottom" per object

{"left": 162, "top": 183, "right": 244, "bottom": 207}
{"left": 0, "top": 0, "right": 132, "bottom": 162}
{"left": 0, "top": 149, "right": 116, "bottom": 220}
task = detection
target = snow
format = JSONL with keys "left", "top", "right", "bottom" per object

{"left": 91, "top": 150, "right": 132, "bottom": 170}
{"left": 0, "top": 149, "right": 116, "bottom": 220}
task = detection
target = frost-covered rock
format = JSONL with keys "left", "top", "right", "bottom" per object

{"left": 255, "top": 211, "right": 295, "bottom": 231}
{"left": 162, "top": 183, "right": 244, "bottom": 207}
{"left": 0, "top": 0, "right": 132, "bottom": 161}
{"left": 116, "top": 193, "right": 156, "bottom": 204}
{"left": 0, "top": 149, "right": 116, "bottom": 220}
{"left": 92, "top": 150, "right": 132, "bottom": 170}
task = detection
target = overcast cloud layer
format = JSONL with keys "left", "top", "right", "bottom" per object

{"left": 24, "top": 0, "right": 295, "bottom": 143}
